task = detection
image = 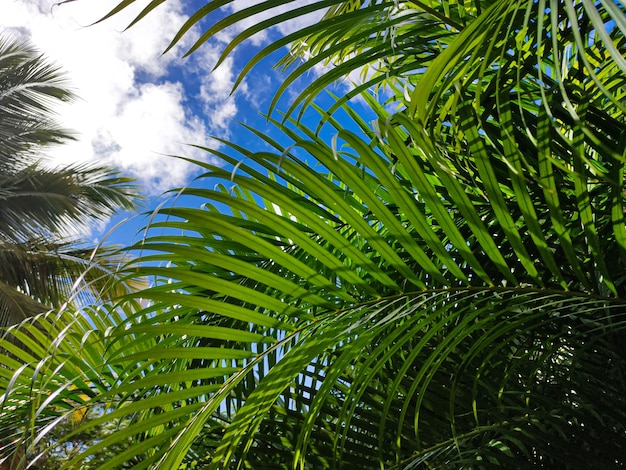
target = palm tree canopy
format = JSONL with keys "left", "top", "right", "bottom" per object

{"left": 0, "top": 35, "right": 140, "bottom": 326}
{"left": 1, "top": 1, "right": 625, "bottom": 469}
{"left": 0, "top": 35, "right": 74, "bottom": 165}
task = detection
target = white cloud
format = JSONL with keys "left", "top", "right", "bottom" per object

{"left": 1, "top": 0, "right": 221, "bottom": 196}
{"left": 62, "top": 81, "right": 207, "bottom": 194}
{"left": 195, "top": 45, "right": 246, "bottom": 134}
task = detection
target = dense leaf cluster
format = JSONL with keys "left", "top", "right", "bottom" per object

{"left": 1, "top": 1, "right": 625, "bottom": 469}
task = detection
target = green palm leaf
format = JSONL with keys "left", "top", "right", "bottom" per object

{"left": 1, "top": 0, "right": 624, "bottom": 468}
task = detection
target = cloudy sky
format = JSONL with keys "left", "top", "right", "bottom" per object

{"left": 4, "top": 0, "right": 251, "bottom": 194}
{"left": 2, "top": 0, "right": 329, "bottom": 241}
{"left": 3, "top": 0, "right": 327, "bottom": 186}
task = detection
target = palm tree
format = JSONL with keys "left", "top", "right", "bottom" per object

{"left": 1, "top": 1, "right": 625, "bottom": 468}
{"left": 0, "top": 35, "right": 139, "bottom": 327}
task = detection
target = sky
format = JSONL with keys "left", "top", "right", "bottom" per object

{"left": 1, "top": 0, "right": 329, "bottom": 244}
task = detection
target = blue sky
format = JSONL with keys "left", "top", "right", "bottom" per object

{"left": 2, "top": 0, "right": 377, "bottom": 250}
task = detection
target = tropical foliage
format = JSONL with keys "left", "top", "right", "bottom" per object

{"left": 1, "top": 1, "right": 625, "bottom": 468}
{"left": 0, "top": 35, "right": 139, "bottom": 327}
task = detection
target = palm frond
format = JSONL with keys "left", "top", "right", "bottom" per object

{"left": 0, "top": 161, "right": 140, "bottom": 324}
{"left": 0, "top": 302, "right": 146, "bottom": 468}
{"left": 97, "top": 1, "right": 626, "bottom": 123}
{"left": 0, "top": 162, "right": 138, "bottom": 244}
{"left": 0, "top": 35, "right": 75, "bottom": 165}
{"left": 5, "top": 82, "right": 620, "bottom": 465}
{"left": 0, "top": 238, "right": 144, "bottom": 325}
{"left": 1, "top": 1, "right": 624, "bottom": 468}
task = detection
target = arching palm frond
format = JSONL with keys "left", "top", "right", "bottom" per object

{"left": 97, "top": 0, "right": 625, "bottom": 123}
{"left": 1, "top": 1, "right": 624, "bottom": 468}
{"left": 0, "top": 162, "right": 137, "bottom": 244}
{"left": 0, "top": 239, "right": 143, "bottom": 327}
{"left": 0, "top": 302, "right": 149, "bottom": 469}
{"left": 5, "top": 79, "right": 623, "bottom": 465}
{"left": 96, "top": 0, "right": 459, "bottom": 116}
